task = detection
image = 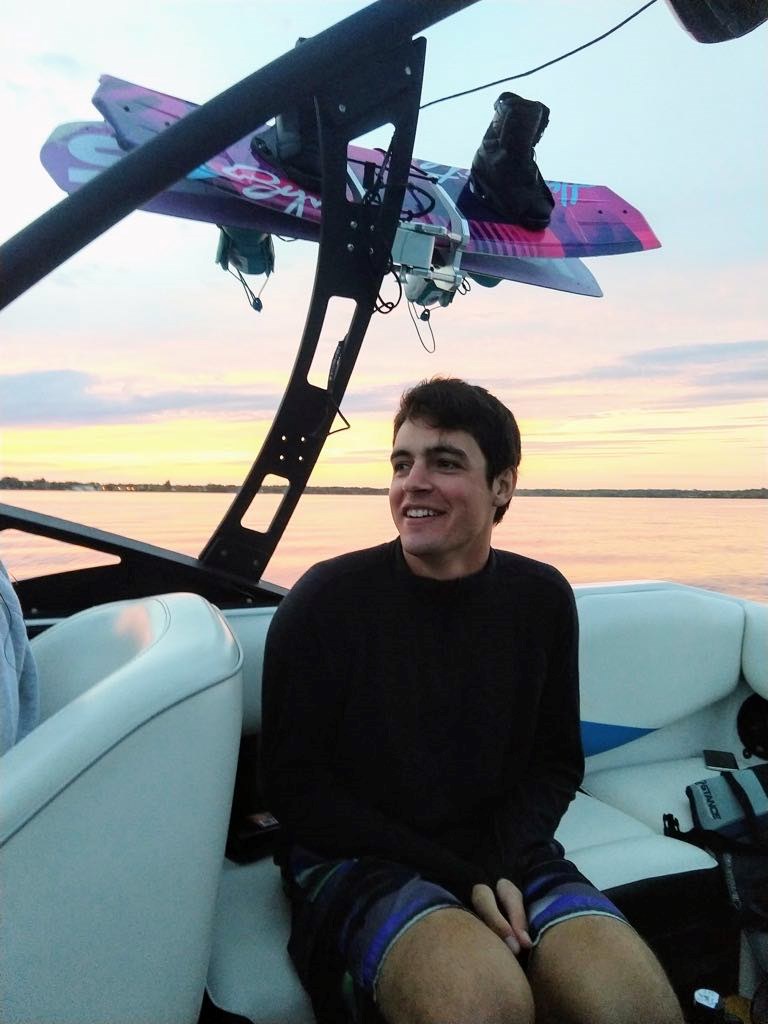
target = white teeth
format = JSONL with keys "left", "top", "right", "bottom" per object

{"left": 406, "top": 509, "right": 439, "bottom": 518}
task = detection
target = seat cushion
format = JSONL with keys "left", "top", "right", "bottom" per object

{"left": 568, "top": 834, "right": 717, "bottom": 891}
{"left": 584, "top": 756, "right": 709, "bottom": 832}
{"left": 209, "top": 796, "right": 718, "bottom": 1021}
{"left": 556, "top": 790, "right": 653, "bottom": 852}
{"left": 206, "top": 858, "right": 313, "bottom": 1024}
{"left": 556, "top": 790, "right": 716, "bottom": 890}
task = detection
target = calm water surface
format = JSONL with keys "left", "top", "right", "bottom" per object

{"left": 1, "top": 490, "right": 765, "bottom": 602}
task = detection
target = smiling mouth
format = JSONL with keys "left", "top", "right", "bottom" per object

{"left": 405, "top": 508, "right": 443, "bottom": 518}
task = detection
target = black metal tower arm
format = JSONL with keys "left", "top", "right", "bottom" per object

{"left": 0, "top": 1, "right": 479, "bottom": 310}
{"left": 200, "top": 37, "right": 426, "bottom": 580}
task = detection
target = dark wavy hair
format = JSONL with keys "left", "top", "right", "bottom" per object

{"left": 393, "top": 377, "right": 521, "bottom": 523}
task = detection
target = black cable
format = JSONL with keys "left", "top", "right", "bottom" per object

{"left": 362, "top": 140, "right": 395, "bottom": 208}
{"left": 347, "top": 150, "right": 436, "bottom": 219}
{"left": 400, "top": 184, "right": 436, "bottom": 221}
{"left": 420, "top": 0, "right": 659, "bottom": 110}
{"left": 374, "top": 256, "right": 403, "bottom": 314}
{"left": 348, "top": 151, "right": 435, "bottom": 183}
{"left": 406, "top": 301, "right": 437, "bottom": 354}
{"left": 327, "top": 402, "right": 351, "bottom": 436}
{"left": 228, "top": 267, "right": 268, "bottom": 312}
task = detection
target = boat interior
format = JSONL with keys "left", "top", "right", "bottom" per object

{"left": 1, "top": 1, "right": 766, "bottom": 1022}
{"left": 1, "top": 580, "right": 766, "bottom": 1022}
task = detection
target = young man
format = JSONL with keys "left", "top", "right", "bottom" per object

{"left": 262, "top": 378, "right": 683, "bottom": 1024}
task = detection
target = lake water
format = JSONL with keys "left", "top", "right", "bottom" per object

{"left": 1, "top": 490, "right": 765, "bottom": 602}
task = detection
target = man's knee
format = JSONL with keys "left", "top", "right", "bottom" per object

{"left": 376, "top": 907, "right": 534, "bottom": 1024}
{"left": 529, "top": 916, "right": 683, "bottom": 1024}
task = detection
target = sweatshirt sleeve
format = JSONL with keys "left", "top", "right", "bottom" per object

{"left": 483, "top": 582, "right": 583, "bottom": 885}
{"left": 261, "top": 577, "right": 486, "bottom": 903}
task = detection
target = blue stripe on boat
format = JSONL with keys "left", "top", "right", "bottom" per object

{"left": 581, "top": 720, "right": 655, "bottom": 755}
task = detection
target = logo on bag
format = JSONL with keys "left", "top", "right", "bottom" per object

{"left": 699, "top": 782, "right": 722, "bottom": 821}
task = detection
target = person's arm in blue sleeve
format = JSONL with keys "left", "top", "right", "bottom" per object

{"left": 0, "top": 562, "right": 39, "bottom": 755}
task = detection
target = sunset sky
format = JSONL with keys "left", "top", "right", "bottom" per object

{"left": 1, "top": 0, "right": 766, "bottom": 491}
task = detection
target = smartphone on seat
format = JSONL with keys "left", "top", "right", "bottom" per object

{"left": 703, "top": 748, "right": 738, "bottom": 772}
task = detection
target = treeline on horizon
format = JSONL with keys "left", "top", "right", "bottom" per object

{"left": 1, "top": 477, "right": 765, "bottom": 499}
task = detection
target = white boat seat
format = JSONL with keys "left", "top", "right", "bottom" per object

{"left": 555, "top": 791, "right": 717, "bottom": 891}
{"left": 585, "top": 756, "right": 709, "bottom": 832}
{"left": 576, "top": 583, "right": 746, "bottom": 752}
{"left": 208, "top": 609, "right": 312, "bottom": 1023}
{"left": 208, "top": 858, "right": 314, "bottom": 1024}
{"left": 206, "top": 794, "right": 720, "bottom": 1024}
{"left": 575, "top": 584, "right": 768, "bottom": 837}
{"left": 0, "top": 593, "right": 243, "bottom": 1024}
{"left": 743, "top": 599, "right": 768, "bottom": 698}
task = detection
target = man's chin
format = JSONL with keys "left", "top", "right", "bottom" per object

{"left": 399, "top": 529, "right": 443, "bottom": 555}
{"left": 401, "top": 538, "right": 430, "bottom": 557}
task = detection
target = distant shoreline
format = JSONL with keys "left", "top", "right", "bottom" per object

{"left": 1, "top": 479, "right": 765, "bottom": 499}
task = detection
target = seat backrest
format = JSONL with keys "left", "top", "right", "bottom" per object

{"left": 0, "top": 592, "right": 243, "bottom": 1024}
{"left": 574, "top": 581, "right": 746, "bottom": 756}
{"left": 742, "top": 599, "right": 768, "bottom": 698}
{"left": 225, "top": 606, "right": 276, "bottom": 734}
{"left": 226, "top": 589, "right": 765, "bottom": 758}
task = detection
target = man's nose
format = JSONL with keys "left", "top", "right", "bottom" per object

{"left": 404, "top": 461, "right": 431, "bottom": 490}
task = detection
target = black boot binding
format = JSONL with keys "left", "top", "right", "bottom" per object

{"left": 250, "top": 37, "right": 323, "bottom": 194}
{"left": 470, "top": 92, "right": 555, "bottom": 231}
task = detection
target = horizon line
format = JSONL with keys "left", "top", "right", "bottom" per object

{"left": 1, "top": 478, "right": 766, "bottom": 499}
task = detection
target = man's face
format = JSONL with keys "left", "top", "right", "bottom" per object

{"left": 389, "top": 417, "right": 513, "bottom": 579}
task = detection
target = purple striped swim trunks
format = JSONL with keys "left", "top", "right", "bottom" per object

{"left": 283, "top": 847, "right": 628, "bottom": 1023}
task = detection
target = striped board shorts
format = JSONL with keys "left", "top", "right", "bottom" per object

{"left": 283, "top": 847, "right": 629, "bottom": 1024}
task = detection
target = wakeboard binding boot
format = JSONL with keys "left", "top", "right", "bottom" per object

{"left": 470, "top": 92, "right": 555, "bottom": 231}
{"left": 250, "top": 37, "right": 322, "bottom": 194}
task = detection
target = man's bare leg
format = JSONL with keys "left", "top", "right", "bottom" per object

{"left": 528, "top": 915, "right": 684, "bottom": 1024}
{"left": 375, "top": 907, "right": 534, "bottom": 1024}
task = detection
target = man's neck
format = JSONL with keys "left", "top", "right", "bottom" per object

{"left": 400, "top": 545, "right": 491, "bottom": 581}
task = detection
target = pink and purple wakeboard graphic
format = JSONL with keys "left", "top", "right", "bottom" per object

{"left": 40, "top": 122, "right": 312, "bottom": 240}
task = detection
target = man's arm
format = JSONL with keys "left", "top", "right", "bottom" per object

{"left": 466, "top": 582, "right": 581, "bottom": 948}
{"left": 261, "top": 584, "right": 485, "bottom": 902}
{"left": 485, "top": 583, "right": 583, "bottom": 884}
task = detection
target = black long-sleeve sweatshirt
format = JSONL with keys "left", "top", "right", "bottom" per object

{"left": 261, "top": 539, "right": 583, "bottom": 903}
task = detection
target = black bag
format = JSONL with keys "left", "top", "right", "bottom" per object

{"left": 686, "top": 764, "right": 768, "bottom": 847}
{"left": 665, "top": 766, "right": 768, "bottom": 930}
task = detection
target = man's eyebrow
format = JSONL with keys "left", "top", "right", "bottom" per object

{"left": 429, "top": 444, "right": 468, "bottom": 459}
{"left": 390, "top": 444, "right": 468, "bottom": 461}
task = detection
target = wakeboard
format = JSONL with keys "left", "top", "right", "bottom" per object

{"left": 90, "top": 75, "right": 659, "bottom": 261}
{"left": 41, "top": 120, "right": 603, "bottom": 298}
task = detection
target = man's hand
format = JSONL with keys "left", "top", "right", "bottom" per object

{"left": 471, "top": 879, "right": 532, "bottom": 955}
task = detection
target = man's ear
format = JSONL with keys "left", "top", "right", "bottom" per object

{"left": 492, "top": 467, "right": 517, "bottom": 508}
